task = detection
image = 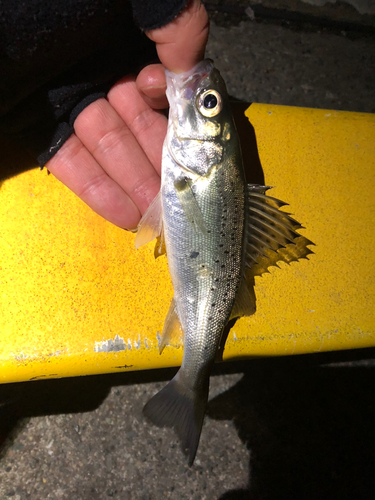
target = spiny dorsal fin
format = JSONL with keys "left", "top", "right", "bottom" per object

{"left": 135, "top": 191, "right": 162, "bottom": 249}
{"left": 174, "top": 177, "right": 207, "bottom": 235}
{"left": 244, "top": 184, "right": 314, "bottom": 276}
{"left": 159, "top": 298, "right": 183, "bottom": 354}
{"left": 249, "top": 236, "right": 314, "bottom": 278}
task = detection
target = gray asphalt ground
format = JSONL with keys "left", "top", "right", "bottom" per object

{"left": 1, "top": 4, "right": 375, "bottom": 500}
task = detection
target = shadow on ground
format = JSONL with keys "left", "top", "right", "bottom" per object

{"left": 1, "top": 348, "right": 374, "bottom": 500}
{"left": 208, "top": 348, "right": 375, "bottom": 500}
{"left": 0, "top": 367, "right": 177, "bottom": 459}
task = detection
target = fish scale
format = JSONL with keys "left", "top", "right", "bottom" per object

{"left": 162, "top": 160, "right": 244, "bottom": 383}
{"left": 135, "top": 59, "right": 313, "bottom": 465}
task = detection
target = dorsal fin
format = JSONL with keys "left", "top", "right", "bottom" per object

{"left": 159, "top": 298, "right": 184, "bottom": 354}
{"left": 135, "top": 191, "right": 162, "bottom": 249}
{"left": 244, "top": 185, "right": 314, "bottom": 277}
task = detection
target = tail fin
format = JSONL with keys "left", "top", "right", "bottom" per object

{"left": 143, "top": 371, "right": 208, "bottom": 466}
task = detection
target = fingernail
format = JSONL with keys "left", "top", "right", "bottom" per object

{"left": 142, "top": 85, "right": 167, "bottom": 98}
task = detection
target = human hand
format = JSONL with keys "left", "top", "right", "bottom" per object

{"left": 46, "top": 0, "right": 209, "bottom": 230}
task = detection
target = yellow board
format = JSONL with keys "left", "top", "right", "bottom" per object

{"left": 0, "top": 104, "right": 374, "bottom": 384}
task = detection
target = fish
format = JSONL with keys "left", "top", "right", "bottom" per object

{"left": 135, "top": 59, "right": 313, "bottom": 465}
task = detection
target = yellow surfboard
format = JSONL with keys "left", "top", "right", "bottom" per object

{"left": 1, "top": 104, "right": 374, "bottom": 383}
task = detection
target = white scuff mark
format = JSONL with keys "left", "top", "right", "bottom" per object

{"left": 232, "top": 331, "right": 237, "bottom": 341}
{"left": 127, "top": 340, "right": 132, "bottom": 350}
{"left": 291, "top": 335, "right": 297, "bottom": 355}
{"left": 145, "top": 338, "right": 150, "bottom": 349}
{"left": 308, "top": 310, "right": 315, "bottom": 313}
{"left": 14, "top": 352, "right": 28, "bottom": 361}
{"left": 315, "top": 327, "right": 324, "bottom": 353}
{"left": 156, "top": 331, "right": 161, "bottom": 348}
{"left": 46, "top": 439, "right": 54, "bottom": 449}
{"left": 47, "top": 350, "right": 61, "bottom": 357}
{"left": 135, "top": 335, "right": 141, "bottom": 350}
{"left": 94, "top": 335, "right": 126, "bottom": 353}
{"left": 325, "top": 113, "right": 331, "bottom": 117}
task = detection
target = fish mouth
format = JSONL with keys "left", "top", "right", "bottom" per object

{"left": 165, "top": 59, "right": 215, "bottom": 97}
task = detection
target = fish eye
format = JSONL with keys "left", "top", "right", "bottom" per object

{"left": 197, "top": 90, "right": 223, "bottom": 117}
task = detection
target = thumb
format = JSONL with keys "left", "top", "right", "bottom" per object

{"left": 146, "top": 0, "right": 209, "bottom": 74}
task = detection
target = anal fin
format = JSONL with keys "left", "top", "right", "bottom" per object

{"left": 230, "top": 276, "right": 256, "bottom": 320}
{"left": 159, "top": 298, "right": 183, "bottom": 354}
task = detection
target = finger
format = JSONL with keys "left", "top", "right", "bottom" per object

{"left": 136, "top": 64, "right": 168, "bottom": 110}
{"left": 108, "top": 77, "right": 168, "bottom": 175}
{"left": 146, "top": 0, "right": 209, "bottom": 73}
{"left": 74, "top": 98, "right": 161, "bottom": 216}
{"left": 46, "top": 134, "right": 141, "bottom": 229}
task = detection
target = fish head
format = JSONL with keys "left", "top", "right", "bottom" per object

{"left": 165, "top": 59, "right": 237, "bottom": 176}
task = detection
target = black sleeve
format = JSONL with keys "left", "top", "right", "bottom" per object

{"left": 130, "top": 0, "right": 189, "bottom": 31}
{"left": 0, "top": 0, "right": 187, "bottom": 170}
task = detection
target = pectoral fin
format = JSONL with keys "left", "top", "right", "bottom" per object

{"left": 174, "top": 177, "right": 207, "bottom": 235}
{"left": 159, "top": 298, "right": 183, "bottom": 354}
{"left": 135, "top": 191, "right": 162, "bottom": 249}
{"left": 244, "top": 185, "right": 314, "bottom": 277}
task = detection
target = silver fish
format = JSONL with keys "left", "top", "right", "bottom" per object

{"left": 135, "top": 59, "right": 312, "bottom": 465}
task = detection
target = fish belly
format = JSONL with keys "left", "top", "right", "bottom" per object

{"left": 161, "top": 152, "right": 245, "bottom": 386}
